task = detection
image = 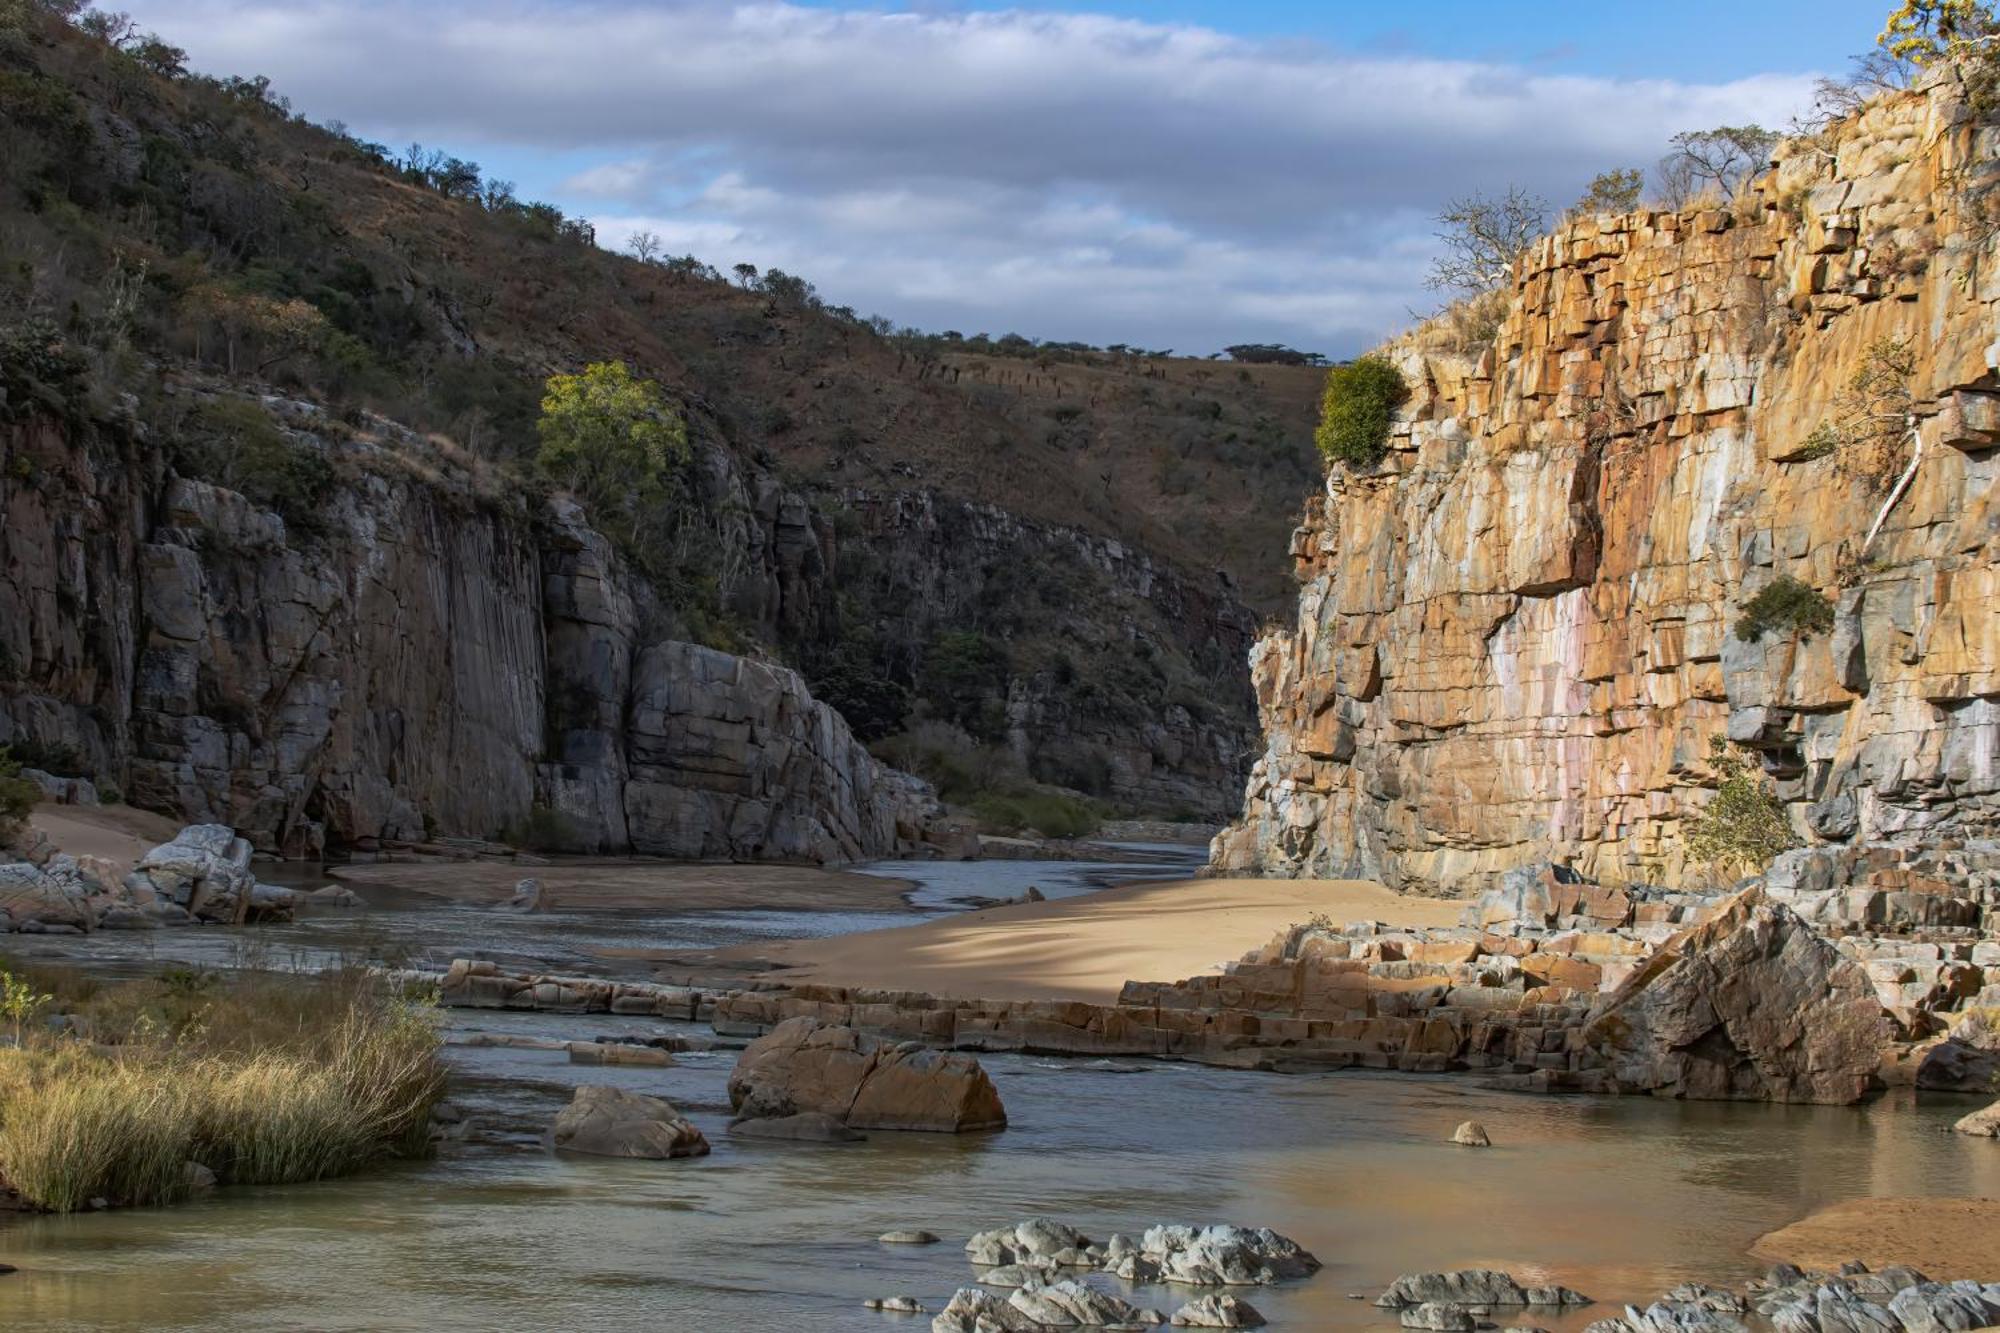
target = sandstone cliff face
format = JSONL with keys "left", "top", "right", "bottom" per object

{"left": 0, "top": 398, "right": 931, "bottom": 861}
{"left": 1216, "top": 70, "right": 2000, "bottom": 892}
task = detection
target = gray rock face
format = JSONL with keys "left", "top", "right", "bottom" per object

{"left": 132, "top": 824, "right": 294, "bottom": 923}
{"left": 1586, "top": 889, "right": 1889, "bottom": 1103}
{"left": 1006, "top": 1278, "right": 1150, "bottom": 1327}
{"left": 4, "top": 400, "right": 1255, "bottom": 857}
{"left": 545, "top": 1085, "right": 709, "bottom": 1159}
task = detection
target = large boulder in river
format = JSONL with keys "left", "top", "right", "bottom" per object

{"left": 131, "top": 824, "right": 295, "bottom": 923}
{"left": 1955, "top": 1097, "right": 2000, "bottom": 1137}
{"left": 1584, "top": 888, "right": 1889, "bottom": 1104}
{"left": 546, "top": 1085, "right": 709, "bottom": 1159}
{"left": 728, "top": 1017, "right": 1006, "bottom": 1133}
{"left": 0, "top": 857, "right": 99, "bottom": 932}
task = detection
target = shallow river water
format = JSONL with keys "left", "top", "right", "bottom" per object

{"left": 3, "top": 851, "right": 1995, "bottom": 1332}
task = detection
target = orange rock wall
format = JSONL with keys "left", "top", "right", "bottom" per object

{"left": 1215, "top": 69, "right": 2000, "bottom": 893}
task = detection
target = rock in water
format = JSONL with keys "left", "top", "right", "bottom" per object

{"left": 1007, "top": 1279, "right": 1150, "bottom": 1327}
{"left": 546, "top": 1085, "right": 709, "bottom": 1159}
{"left": 1402, "top": 1304, "right": 1477, "bottom": 1331}
{"left": 878, "top": 1229, "right": 940, "bottom": 1245}
{"left": 930, "top": 1287, "right": 1043, "bottom": 1332}
{"left": 1171, "top": 1293, "right": 1266, "bottom": 1327}
{"left": 1378, "top": 1272, "right": 1591, "bottom": 1309}
{"left": 503, "top": 877, "right": 549, "bottom": 912}
{"left": 864, "top": 1295, "right": 928, "bottom": 1313}
{"left": 1954, "top": 1097, "right": 2000, "bottom": 1137}
{"left": 1584, "top": 889, "right": 1888, "bottom": 1104}
{"left": 1452, "top": 1121, "right": 1491, "bottom": 1147}
{"left": 728, "top": 1017, "right": 1006, "bottom": 1133}
{"left": 1139, "top": 1224, "right": 1321, "bottom": 1286}
{"left": 966, "top": 1219, "right": 1095, "bottom": 1267}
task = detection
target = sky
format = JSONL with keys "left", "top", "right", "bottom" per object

{"left": 120, "top": 1, "right": 1891, "bottom": 357}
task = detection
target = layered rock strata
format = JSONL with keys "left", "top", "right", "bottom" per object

{"left": 1216, "top": 69, "right": 2000, "bottom": 892}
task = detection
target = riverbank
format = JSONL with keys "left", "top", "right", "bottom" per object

{"left": 717, "top": 875, "right": 1462, "bottom": 1003}
{"left": 329, "top": 859, "right": 916, "bottom": 913}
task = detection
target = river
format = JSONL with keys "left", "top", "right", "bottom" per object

{"left": 2, "top": 849, "right": 1995, "bottom": 1331}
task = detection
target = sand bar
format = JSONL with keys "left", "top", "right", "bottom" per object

{"left": 1751, "top": 1197, "right": 2000, "bottom": 1280}
{"left": 730, "top": 875, "right": 1463, "bottom": 1004}
{"left": 28, "top": 802, "right": 185, "bottom": 882}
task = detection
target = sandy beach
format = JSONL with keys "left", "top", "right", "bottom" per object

{"left": 1751, "top": 1197, "right": 2000, "bottom": 1280}
{"left": 27, "top": 802, "right": 185, "bottom": 882}
{"left": 726, "top": 874, "right": 1463, "bottom": 1003}
{"left": 331, "top": 857, "right": 914, "bottom": 913}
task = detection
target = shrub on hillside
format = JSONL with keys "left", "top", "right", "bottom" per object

{"left": 969, "top": 790, "right": 1102, "bottom": 841}
{"left": 1314, "top": 356, "right": 1409, "bottom": 469}
{"left": 0, "top": 747, "right": 39, "bottom": 844}
{"left": 1735, "top": 575, "right": 1835, "bottom": 642}
{"left": 173, "top": 398, "right": 335, "bottom": 532}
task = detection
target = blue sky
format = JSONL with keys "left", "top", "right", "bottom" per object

{"left": 126, "top": 1, "right": 1887, "bottom": 355}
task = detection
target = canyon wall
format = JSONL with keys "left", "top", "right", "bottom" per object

{"left": 0, "top": 399, "right": 933, "bottom": 861}
{"left": 1215, "top": 67, "right": 2000, "bottom": 893}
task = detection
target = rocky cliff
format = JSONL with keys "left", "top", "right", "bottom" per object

{"left": 0, "top": 393, "right": 933, "bottom": 861}
{"left": 1215, "top": 68, "right": 2000, "bottom": 893}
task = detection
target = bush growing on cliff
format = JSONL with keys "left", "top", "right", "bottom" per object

{"left": 535, "top": 361, "right": 688, "bottom": 542}
{"left": 173, "top": 398, "right": 336, "bottom": 532}
{"left": 0, "top": 747, "right": 40, "bottom": 844}
{"left": 1314, "top": 356, "right": 1409, "bottom": 469}
{"left": 1685, "top": 739, "right": 1800, "bottom": 876}
{"left": 1735, "top": 576, "right": 1836, "bottom": 643}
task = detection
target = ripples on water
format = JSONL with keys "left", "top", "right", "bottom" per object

{"left": 2, "top": 847, "right": 1994, "bottom": 1331}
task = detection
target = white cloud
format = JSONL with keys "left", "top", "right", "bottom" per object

{"left": 121, "top": 0, "right": 1822, "bottom": 354}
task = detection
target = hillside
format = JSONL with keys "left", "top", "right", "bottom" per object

{"left": 0, "top": 7, "right": 1325, "bottom": 842}
{"left": 1214, "top": 63, "right": 2000, "bottom": 891}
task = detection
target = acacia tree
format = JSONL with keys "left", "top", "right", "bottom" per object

{"left": 1883, "top": 0, "right": 2000, "bottom": 104}
{"left": 1427, "top": 187, "right": 1549, "bottom": 293}
{"left": 1656, "top": 126, "right": 1779, "bottom": 208}
{"left": 536, "top": 361, "right": 688, "bottom": 544}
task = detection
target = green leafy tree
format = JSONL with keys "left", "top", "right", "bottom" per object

{"left": 1685, "top": 738, "right": 1800, "bottom": 876}
{"left": 1314, "top": 356, "right": 1409, "bottom": 469}
{"left": 1, "top": 969, "right": 51, "bottom": 1046}
{"left": 1735, "top": 575, "right": 1836, "bottom": 643}
{"left": 1576, "top": 168, "right": 1645, "bottom": 215}
{"left": 0, "top": 745, "right": 41, "bottom": 844}
{"left": 1882, "top": 0, "right": 1998, "bottom": 63}
{"left": 535, "top": 361, "right": 688, "bottom": 538}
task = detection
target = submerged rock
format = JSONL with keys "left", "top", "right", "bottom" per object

{"left": 865, "top": 1295, "right": 928, "bottom": 1313}
{"left": 1378, "top": 1271, "right": 1591, "bottom": 1309}
{"left": 545, "top": 1085, "right": 709, "bottom": 1159}
{"left": 729, "top": 1017, "right": 1006, "bottom": 1133}
{"left": 1402, "top": 1303, "right": 1478, "bottom": 1331}
{"left": 729, "top": 1112, "right": 865, "bottom": 1143}
{"left": 878, "top": 1229, "right": 940, "bottom": 1245}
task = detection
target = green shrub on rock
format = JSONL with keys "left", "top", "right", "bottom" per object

{"left": 1686, "top": 738, "right": 1799, "bottom": 875}
{"left": 1734, "top": 575, "right": 1835, "bottom": 642}
{"left": 1314, "top": 356, "right": 1409, "bottom": 469}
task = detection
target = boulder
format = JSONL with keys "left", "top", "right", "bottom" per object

{"left": 1585, "top": 889, "right": 1889, "bottom": 1104}
{"left": 879, "top": 1229, "right": 940, "bottom": 1244}
{"left": 545, "top": 1085, "right": 709, "bottom": 1159}
{"left": 130, "top": 824, "right": 291, "bottom": 924}
{"left": 502, "top": 877, "right": 550, "bottom": 912}
{"left": 1452, "top": 1121, "right": 1491, "bottom": 1147}
{"left": 865, "top": 1296, "right": 928, "bottom": 1314}
{"left": 728, "top": 1017, "right": 1006, "bottom": 1133}
{"left": 930, "top": 1287, "right": 1043, "bottom": 1333}
{"left": 1915, "top": 1010, "right": 2000, "bottom": 1093}
{"left": 1402, "top": 1304, "right": 1477, "bottom": 1331}
{"left": 1007, "top": 1278, "right": 1151, "bottom": 1327}
{"left": 1171, "top": 1293, "right": 1265, "bottom": 1327}
{"left": 0, "top": 858, "right": 98, "bottom": 932}
{"left": 968, "top": 1220, "right": 1094, "bottom": 1267}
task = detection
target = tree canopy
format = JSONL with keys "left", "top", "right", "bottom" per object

{"left": 536, "top": 361, "right": 688, "bottom": 525}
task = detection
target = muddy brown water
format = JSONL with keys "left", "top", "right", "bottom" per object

{"left": 2, "top": 851, "right": 1996, "bottom": 1331}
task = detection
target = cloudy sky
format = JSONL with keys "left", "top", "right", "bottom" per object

{"left": 124, "top": 1, "right": 1887, "bottom": 356}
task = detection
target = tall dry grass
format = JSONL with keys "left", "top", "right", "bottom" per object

{"left": 0, "top": 965, "right": 445, "bottom": 1212}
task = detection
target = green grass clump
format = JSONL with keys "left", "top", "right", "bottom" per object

{"left": 1314, "top": 355, "right": 1409, "bottom": 469}
{"left": 969, "top": 791, "right": 1102, "bottom": 840}
{"left": 1735, "top": 575, "right": 1834, "bottom": 643}
{"left": 0, "top": 966, "right": 444, "bottom": 1212}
